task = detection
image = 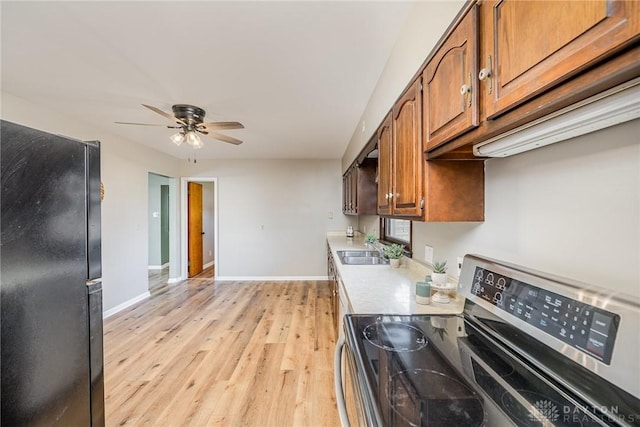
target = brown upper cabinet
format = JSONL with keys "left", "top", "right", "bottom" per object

{"left": 343, "top": 160, "right": 377, "bottom": 216}
{"left": 377, "top": 79, "right": 424, "bottom": 218}
{"left": 424, "top": 0, "right": 640, "bottom": 159}
{"left": 423, "top": 5, "right": 479, "bottom": 151}
{"left": 480, "top": 0, "right": 640, "bottom": 119}
{"left": 392, "top": 79, "right": 424, "bottom": 217}
{"left": 376, "top": 113, "right": 393, "bottom": 216}
{"left": 375, "top": 78, "right": 485, "bottom": 221}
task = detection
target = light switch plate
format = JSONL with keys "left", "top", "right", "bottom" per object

{"left": 424, "top": 245, "right": 434, "bottom": 265}
{"left": 457, "top": 257, "right": 463, "bottom": 277}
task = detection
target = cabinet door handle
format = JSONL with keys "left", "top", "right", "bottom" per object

{"left": 460, "top": 74, "right": 472, "bottom": 108}
{"left": 478, "top": 55, "right": 493, "bottom": 94}
{"left": 460, "top": 84, "right": 471, "bottom": 95}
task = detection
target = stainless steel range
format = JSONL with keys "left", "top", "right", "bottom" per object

{"left": 335, "top": 255, "right": 640, "bottom": 426}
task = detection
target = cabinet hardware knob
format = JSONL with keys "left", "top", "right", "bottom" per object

{"left": 479, "top": 55, "right": 493, "bottom": 94}
{"left": 478, "top": 68, "right": 491, "bottom": 81}
{"left": 461, "top": 73, "right": 472, "bottom": 108}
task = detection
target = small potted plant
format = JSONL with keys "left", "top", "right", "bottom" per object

{"left": 383, "top": 243, "right": 405, "bottom": 268}
{"left": 364, "top": 233, "right": 378, "bottom": 247}
{"left": 431, "top": 260, "right": 448, "bottom": 285}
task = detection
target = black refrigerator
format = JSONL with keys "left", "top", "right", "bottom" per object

{"left": 1, "top": 120, "right": 105, "bottom": 426}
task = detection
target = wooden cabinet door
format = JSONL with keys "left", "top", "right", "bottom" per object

{"left": 342, "top": 173, "right": 351, "bottom": 214}
{"left": 423, "top": 5, "right": 479, "bottom": 151}
{"left": 377, "top": 113, "right": 393, "bottom": 216}
{"left": 482, "top": 0, "right": 640, "bottom": 118}
{"left": 349, "top": 167, "right": 358, "bottom": 213}
{"left": 392, "top": 79, "right": 423, "bottom": 217}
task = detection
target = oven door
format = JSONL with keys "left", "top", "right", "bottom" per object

{"left": 458, "top": 321, "right": 611, "bottom": 426}
{"left": 335, "top": 331, "right": 383, "bottom": 427}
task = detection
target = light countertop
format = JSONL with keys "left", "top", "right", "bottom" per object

{"left": 327, "top": 232, "right": 464, "bottom": 315}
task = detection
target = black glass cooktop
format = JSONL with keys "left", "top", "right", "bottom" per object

{"left": 344, "top": 312, "right": 638, "bottom": 427}
{"left": 345, "top": 315, "right": 485, "bottom": 427}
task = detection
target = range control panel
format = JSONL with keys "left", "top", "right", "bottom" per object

{"left": 471, "top": 267, "right": 619, "bottom": 364}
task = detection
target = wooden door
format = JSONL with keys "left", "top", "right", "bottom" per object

{"left": 391, "top": 79, "right": 423, "bottom": 217}
{"left": 482, "top": 0, "right": 640, "bottom": 118}
{"left": 376, "top": 113, "right": 393, "bottom": 215}
{"left": 187, "top": 182, "right": 203, "bottom": 277}
{"left": 423, "top": 5, "right": 479, "bottom": 151}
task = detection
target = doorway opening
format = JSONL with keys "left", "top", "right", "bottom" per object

{"left": 181, "top": 177, "right": 217, "bottom": 279}
{"left": 148, "top": 173, "right": 178, "bottom": 294}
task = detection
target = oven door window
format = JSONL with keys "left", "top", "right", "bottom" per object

{"left": 463, "top": 331, "right": 608, "bottom": 426}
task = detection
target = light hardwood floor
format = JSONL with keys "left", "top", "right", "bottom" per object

{"left": 104, "top": 274, "right": 340, "bottom": 427}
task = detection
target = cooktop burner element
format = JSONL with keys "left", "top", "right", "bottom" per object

{"left": 363, "top": 321, "right": 427, "bottom": 352}
{"left": 387, "top": 369, "right": 485, "bottom": 427}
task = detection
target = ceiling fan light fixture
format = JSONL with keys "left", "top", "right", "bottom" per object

{"left": 170, "top": 131, "right": 185, "bottom": 146}
{"left": 186, "top": 131, "right": 203, "bottom": 149}
{"left": 118, "top": 104, "right": 243, "bottom": 148}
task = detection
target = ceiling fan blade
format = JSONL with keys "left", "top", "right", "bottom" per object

{"left": 204, "top": 131, "right": 243, "bottom": 145}
{"left": 115, "top": 121, "right": 167, "bottom": 126}
{"left": 198, "top": 121, "right": 245, "bottom": 131}
{"left": 142, "top": 104, "right": 186, "bottom": 126}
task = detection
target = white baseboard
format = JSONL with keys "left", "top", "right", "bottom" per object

{"left": 103, "top": 291, "right": 151, "bottom": 319}
{"left": 203, "top": 261, "right": 215, "bottom": 269}
{"left": 148, "top": 263, "right": 169, "bottom": 270}
{"left": 215, "top": 276, "right": 329, "bottom": 281}
{"left": 167, "top": 277, "right": 183, "bottom": 284}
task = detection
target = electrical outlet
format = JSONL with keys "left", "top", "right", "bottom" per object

{"left": 424, "top": 245, "right": 434, "bottom": 265}
{"left": 457, "top": 256, "right": 463, "bottom": 277}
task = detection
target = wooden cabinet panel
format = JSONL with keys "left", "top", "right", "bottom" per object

{"left": 342, "top": 167, "right": 356, "bottom": 214}
{"left": 343, "top": 160, "right": 377, "bottom": 216}
{"left": 374, "top": 77, "right": 484, "bottom": 221}
{"left": 391, "top": 79, "right": 423, "bottom": 217}
{"left": 327, "top": 245, "right": 338, "bottom": 335}
{"left": 482, "top": 0, "right": 640, "bottom": 118}
{"left": 423, "top": 160, "right": 484, "bottom": 221}
{"left": 377, "top": 113, "right": 393, "bottom": 216}
{"left": 423, "top": 6, "right": 479, "bottom": 151}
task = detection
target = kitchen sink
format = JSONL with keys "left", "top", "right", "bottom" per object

{"left": 337, "top": 250, "right": 380, "bottom": 258}
{"left": 336, "top": 250, "right": 389, "bottom": 265}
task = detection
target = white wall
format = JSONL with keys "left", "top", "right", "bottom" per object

{"left": 412, "top": 120, "right": 640, "bottom": 300}
{"left": 342, "top": 0, "right": 465, "bottom": 171}
{"left": 148, "top": 173, "right": 171, "bottom": 267}
{"left": 179, "top": 159, "right": 352, "bottom": 278}
{"left": 2, "top": 92, "right": 181, "bottom": 312}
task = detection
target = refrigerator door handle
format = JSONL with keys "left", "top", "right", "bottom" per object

{"left": 86, "top": 278, "right": 102, "bottom": 291}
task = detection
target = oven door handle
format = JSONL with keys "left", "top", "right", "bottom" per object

{"left": 334, "top": 334, "right": 350, "bottom": 427}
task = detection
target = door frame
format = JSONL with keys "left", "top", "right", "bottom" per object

{"left": 181, "top": 177, "right": 218, "bottom": 279}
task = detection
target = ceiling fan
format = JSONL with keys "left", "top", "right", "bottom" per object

{"left": 116, "top": 104, "right": 244, "bottom": 148}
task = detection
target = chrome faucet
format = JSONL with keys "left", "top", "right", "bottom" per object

{"left": 369, "top": 241, "right": 386, "bottom": 258}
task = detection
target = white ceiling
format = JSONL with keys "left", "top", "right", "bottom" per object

{"left": 1, "top": 1, "right": 413, "bottom": 159}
